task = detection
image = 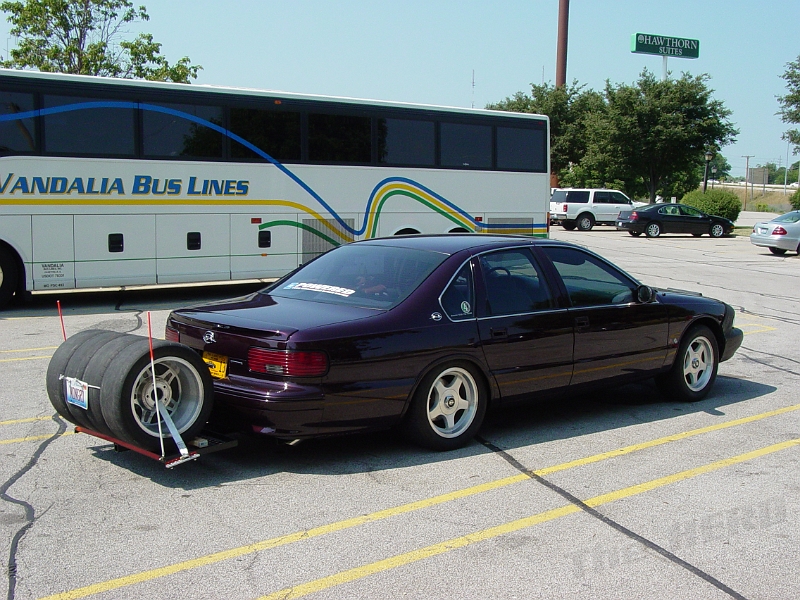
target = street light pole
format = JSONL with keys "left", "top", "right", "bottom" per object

{"left": 703, "top": 152, "right": 713, "bottom": 193}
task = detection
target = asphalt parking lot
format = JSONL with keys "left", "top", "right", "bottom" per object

{"left": 1, "top": 228, "right": 798, "bottom": 600}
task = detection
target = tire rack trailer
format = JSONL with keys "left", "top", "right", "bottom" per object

{"left": 74, "top": 426, "right": 238, "bottom": 468}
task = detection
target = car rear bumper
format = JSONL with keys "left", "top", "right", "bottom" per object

{"left": 616, "top": 221, "right": 643, "bottom": 233}
{"left": 750, "top": 233, "right": 798, "bottom": 251}
{"left": 211, "top": 376, "right": 325, "bottom": 438}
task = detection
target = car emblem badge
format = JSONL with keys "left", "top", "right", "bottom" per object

{"left": 445, "top": 395, "right": 456, "bottom": 408}
{"left": 431, "top": 312, "right": 442, "bottom": 321}
{"left": 460, "top": 301, "right": 471, "bottom": 314}
{"left": 203, "top": 331, "right": 216, "bottom": 344}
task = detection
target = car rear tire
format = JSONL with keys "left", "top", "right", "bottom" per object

{"left": 101, "top": 339, "right": 214, "bottom": 451}
{"left": 628, "top": 231, "right": 642, "bottom": 237}
{"left": 645, "top": 222, "right": 661, "bottom": 238}
{"left": 769, "top": 247, "right": 787, "bottom": 255}
{"left": 0, "top": 247, "right": 18, "bottom": 309}
{"left": 577, "top": 214, "right": 595, "bottom": 231}
{"left": 710, "top": 223, "right": 725, "bottom": 238}
{"left": 403, "top": 362, "right": 486, "bottom": 451}
{"left": 562, "top": 221, "right": 576, "bottom": 231}
{"left": 656, "top": 325, "right": 719, "bottom": 402}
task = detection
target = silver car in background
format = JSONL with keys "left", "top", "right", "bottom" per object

{"left": 750, "top": 210, "right": 800, "bottom": 255}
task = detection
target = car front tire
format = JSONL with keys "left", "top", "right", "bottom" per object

{"left": 404, "top": 362, "right": 486, "bottom": 451}
{"left": 710, "top": 223, "right": 725, "bottom": 238}
{"left": 656, "top": 325, "right": 719, "bottom": 402}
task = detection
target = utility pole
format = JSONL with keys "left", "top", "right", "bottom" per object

{"left": 742, "top": 155, "right": 754, "bottom": 210}
{"left": 556, "top": 0, "right": 569, "bottom": 87}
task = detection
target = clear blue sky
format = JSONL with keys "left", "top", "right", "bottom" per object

{"left": 2, "top": 0, "right": 798, "bottom": 177}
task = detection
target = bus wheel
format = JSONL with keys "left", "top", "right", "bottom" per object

{"left": 0, "top": 247, "right": 19, "bottom": 309}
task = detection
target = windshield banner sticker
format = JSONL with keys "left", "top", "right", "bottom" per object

{"left": 283, "top": 282, "right": 356, "bottom": 297}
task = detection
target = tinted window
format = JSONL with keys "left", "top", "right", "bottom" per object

{"left": 610, "top": 192, "right": 631, "bottom": 204}
{"left": 377, "top": 118, "right": 435, "bottom": 166}
{"left": 440, "top": 122, "right": 491, "bottom": 169}
{"left": 267, "top": 244, "right": 446, "bottom": 309}
{"left": 680, "top": 206, "right": 702, "bottom": 217}
{"left": 441, "top": 262, "right": 474, "bottom": 320}
{"left": 594, "top": 191, "right": 611, "bottom": 203}
{"left": 480, "top": 249, "right": 552, "bottom": 316}
{"left": 142, "top": 103, "right": 223, "bottom": 158}
{"left": 309, "top": 113, "right": 371, "bottom": 162}
{"left": 558, "top": 190, "right": 590, "bottom": 203}
{"left": 0, "top": 91, "right": 36, "bottom": 153}
{"left": 497, "top": 126, "right": 546, "bottom": 172}
{"left": 43, "top": 95, "right": 135, "bottom": 155}
{"left": 542, "top": 247, "right": 635, "bottom": 307}
{"left": 229, "top": 107, "right": 301, "bottom": 161}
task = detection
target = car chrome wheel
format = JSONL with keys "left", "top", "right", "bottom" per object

{"left": 681, "top": 335, "right": 714, "bottom": 393}
{"left": 646, "top": 223, "right": 661, "bottom": 237}
{"left": 710, "top": 224, "right": 724, "bottom": 238}
{"left": 425, "top": 367, "right": 479, "bottom": 439}
{"left": 129, "top": 356, "right": 206, "bottom": 437}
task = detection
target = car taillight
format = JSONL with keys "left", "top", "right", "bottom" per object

{"left": 773, "top": 226, "right": 788, "bottom": 235}
{"left": 165, "top": 325, "right": 180, "bottom": 342}
{"left": 248, "top": 348, "right": 328, "bottom": 377}
{"left": 562, "top": 203, "right": 568, "bottom": 212}
{"left": 629, "top": 211, "right": 639, "bottom": 222}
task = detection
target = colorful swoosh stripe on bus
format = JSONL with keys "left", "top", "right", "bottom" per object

{"left": 0, "top": 102, "right": 547, "bottom": 242}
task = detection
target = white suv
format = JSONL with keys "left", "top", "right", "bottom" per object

{"left": 549, "top": 188, "right": 641, "bottom": 231}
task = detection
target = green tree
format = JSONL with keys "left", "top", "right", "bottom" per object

{"left": 487, "top": 81, "right": 604, "bottom": 183}
{"left": 778, "top": 55, "right": 800, "bottom": 153}
{"left": 0, "top": 0, "right": 200, "bottom": 83}
{"left": 580, "top": 70, "right": 738, "bottom": 203}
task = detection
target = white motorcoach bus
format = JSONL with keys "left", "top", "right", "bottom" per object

{"left": 0, "top": 69, "right": 550, "bottom": 308}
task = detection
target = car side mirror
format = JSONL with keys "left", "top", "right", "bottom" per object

{"left": 636, "top": 285, "right": 655, "bottom": 303}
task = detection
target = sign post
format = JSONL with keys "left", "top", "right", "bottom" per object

{"left": 631, "top": 33, "right": 700, "bottom": 81}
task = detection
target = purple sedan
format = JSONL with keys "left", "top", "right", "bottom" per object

{"left": 165, "top": 235, "right": 742, "bottom": 450}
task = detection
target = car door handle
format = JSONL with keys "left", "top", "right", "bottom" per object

{"left": 490, "top": 327, "right": 507, "bottom": 338}
{"left": 575, "top": 316, "right": 590, "bottom": 331}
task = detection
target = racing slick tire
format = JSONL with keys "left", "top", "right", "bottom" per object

{"left": 100, "top": 339, "right": 214, "bottom": 452}
{"left": 46, "top": 330, "right": 113, "bottom": 425}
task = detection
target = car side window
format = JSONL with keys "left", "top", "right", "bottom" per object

{"left": 541, "top": 246, "right": 636, "bottom": 307}
{"left": 610, "top": 192, "right": 630, "bottom": 204}
{"left": 680, "top": 206, "right": 702, "bottom": 217}
{"left": 479, "top": 249, "right": 553, "bottom": 316}
{"left": 594, "top": 191, "right": 610, "bottom": 203}
{"left": 441, "top": 263, "right": 475, "bottom": 321}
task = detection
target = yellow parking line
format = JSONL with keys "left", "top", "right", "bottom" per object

{"left": 39, "top": 402, "right": 800, "bottom": 600}
{"left": 0, "top": 431, "right": 73, "bottom": 445}
{"left": 0, "top": 346, "right": 59, "bottom": 353}
{"left": 259, "top": 438, "right": 800, "bottom": 600}
{"left": 0, "top": 416, "right": 54, "bottom": 426}
{"left": 0, "top": 355, "right": 53, "bottom": 363}
{"left": 739, "top": 324, "right": 778, "bottom": 335}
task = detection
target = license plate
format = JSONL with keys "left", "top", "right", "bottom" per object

{"left": 64, "top": 377, "right": 89, "bottom": 410}
{"left": 203, "top": 352, "right": 228, "bottom": 379}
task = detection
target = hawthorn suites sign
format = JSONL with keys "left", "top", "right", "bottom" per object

{"left": 630, "top": 33, "right": 700, "bottom": 59}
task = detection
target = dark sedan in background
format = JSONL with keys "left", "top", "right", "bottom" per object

{"left": 166, "top": 235, "right": 742, "bottom": 451}
{"left": 616, "top": 203, "right": 734, "bottom": 238}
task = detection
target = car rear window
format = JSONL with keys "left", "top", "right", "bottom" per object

{"left": 265, "top": 244, "right": 447, "bottom": 308}
{"left": 774, "top": 211, "right": 800, "bottom": 223}
{"left": 551, "top": 190, "right": 590, "bottom": 203}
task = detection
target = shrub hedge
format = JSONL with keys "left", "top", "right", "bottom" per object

{"left": 791, "top": 189, "right": 800, "bottom": 211}
{"left": 680, "top": 189, "right": 742, "bottom": 222}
